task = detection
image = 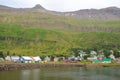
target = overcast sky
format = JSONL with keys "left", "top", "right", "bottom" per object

{"left": 0, "top": 0, "right": 120, "bottom": 12}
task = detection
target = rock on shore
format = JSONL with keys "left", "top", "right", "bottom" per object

{"left": 0, "top": 63, "right": 84, "bottom": 71}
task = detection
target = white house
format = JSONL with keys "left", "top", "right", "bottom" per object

{"left": 11, "top": 56, "right": 20, "bottom": 62}
{"left": 75, "top": 56, "right": 81, "bottom": 61}
{"left": 32, "top": 56, "right": 42, "bottom": 63}
{"left": 0, "top": 58, "right": 4, "bottom": 62}
{"left": 54, "top": 57, "right": 59, "bottom": 62}
{"left": 21, "top": 56, "right": 33, "bottom": 63}
{"left": 78, "top": 50, "right": 86, "bottom": 60}
{"left": 90, "top": 51, "right": 97, "bottom": 56}
{"left": 87, "top": 56, "right": 97, "bottom": 61}
{"left": 109, "top": 54, "right": 116, "bottom": 60}
{"left": 68, "top": 55, "right": 75, "bottom": 61}
{"left": 5, "top": 56, "right": 11, "bottom": 61}
{"left": 87, "top": 51, "right": 97, "bottom": 61}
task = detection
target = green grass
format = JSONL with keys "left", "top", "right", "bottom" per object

{"left": 0, "top": 11, "right": 120, "bottom": 56}
{"left": 0, "top": 12, "right": 120, "bottom": 32}
{"left": 0, "top": 24, "right": 120, "bottom": 56}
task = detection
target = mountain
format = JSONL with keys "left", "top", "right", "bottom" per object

{"left": 33, "top": 4, "right": 45, "bottom": 9}
{"left": 0, "top": 4, "right": 120, "bottom": 32}
{"left": 62, "top": 7, "right": 120, "bottom": 20}
{"left": 0, "top": 4, "right": 120, "bottom": 20}
{"left": 0, "top": 5, "right": 15, "bottom": 12}
{"left": 0, "top": 5, "right": 120, "bottom": 56}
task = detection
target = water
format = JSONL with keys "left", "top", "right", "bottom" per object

{"left": 0, "top": 67, "right": 120, "bottom": 80}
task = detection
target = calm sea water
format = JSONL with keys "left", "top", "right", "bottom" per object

{"left": 0, "top": 67, "right": 120, "bottom": 80}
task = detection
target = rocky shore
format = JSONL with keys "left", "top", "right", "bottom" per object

{"left": 0, "top": 63, "right": 85, "bottom": 71}
{"left": 0, "top": 63, "right": 120, "bottom": 71}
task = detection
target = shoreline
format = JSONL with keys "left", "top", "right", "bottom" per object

{"left": 0, "top": 63, "right": 120, "bottom": 71}
{"left": 0, "top": 63, "right": 84, "bottom": 71}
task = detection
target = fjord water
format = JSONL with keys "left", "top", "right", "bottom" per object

{"left": 0, "top": 67, "right": 120, "bottom": 80}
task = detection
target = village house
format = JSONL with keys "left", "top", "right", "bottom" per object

{"left": 5, "top": 56, "right": 11, "bottom": 62}
{"left": 116, "top": 57, "right": 120, "bottom": 64}
{"left": 66, "top": 55, "right": 80, "bottom": 62}
{"left": 87, "top": 50, "right": 112, "bottom": 63}
{"left": 78, "top": 50, "right": 86, "bottom": 60}
{"left": 11, "top": 56, "right": 20, "bottom": 62}
{"left": 20, "top": 56, "right": 33, "bottom": 63}
{"left": 109, "top": 50, "right": 116, "bottom": 60}
{"left": 32, "top": 56, "right": 42, "bottom": 63}
{"left": 45, "top": 56, "right": 51, "bottom": 62}
{"left": 68, "top": 55, "right": 75, "bottom": 61}
{"left": 0, "top": 57, "right": 4, "bottom": 62}
{"left": 44, "top": 56, "right": 50, "bottom": 62}
{"left": 87, "top": 56, "right": 97, "bottom": 61}
{"left": 87, "top": 51, "right": 97, "bottom": 61}
{"left": 54, "top": 57, "right": 59, "bottom": 62}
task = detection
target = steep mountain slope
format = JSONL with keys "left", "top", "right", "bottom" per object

{"left": 0, "top": 4, "right": 120, "bottom": 56}
{"left": 63, "top": 7, "right": 120, "bottom": 20}
{"left": 0, "top": 24, "right": 120, "bottom": 56}
{"left": 0, "top": 4, "right": 120, "bottom": 19}
{"left": 0, "top": 4, "right": 120, "bottom": 32}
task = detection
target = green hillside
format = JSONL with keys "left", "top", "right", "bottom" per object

{"left": 0, "top": 9, "right": 120, "bottom": 56}
{"left": 0, "top": 12, "right": 120, "bottom": 32}
{"left": 0, "top": 24, "right": 120, "bottom": 56}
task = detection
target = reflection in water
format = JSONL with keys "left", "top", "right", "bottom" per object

{"left": 0, "top": 67, "right": 120, "bottom": 80}
{"left": 21, "top": 70, "right": 31, "bottom": 80}
{"left": 21, "top": 69, "right": 40, "bottom": 80}
{"left": 33, "top": 69, "right": 40, "bottom": 80}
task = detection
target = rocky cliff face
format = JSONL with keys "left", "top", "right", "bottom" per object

{"left": 62, "top": 7, "right": 120, "bottom": 20}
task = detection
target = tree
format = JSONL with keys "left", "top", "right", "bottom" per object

{"left": 12, "top": 53, "right": 16, "bottom": 56}
{"left": 0, "top": 51, "right": 5, "bottom": 59}
{"left": 6, "top": 51, "right": 10, "bottom": 56}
